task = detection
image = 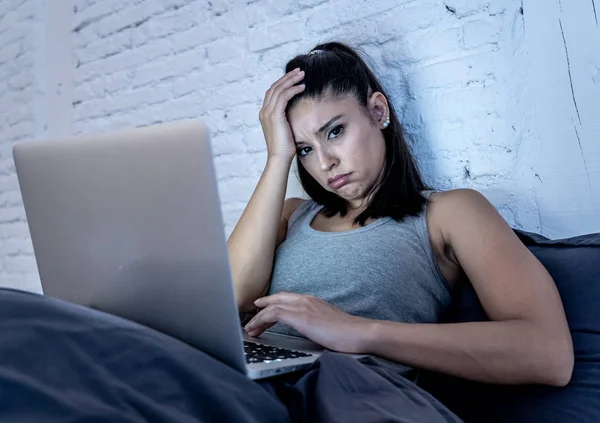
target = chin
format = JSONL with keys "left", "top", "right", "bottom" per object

{"left": 340, "top": 187, "right": 363, "bottom": 200}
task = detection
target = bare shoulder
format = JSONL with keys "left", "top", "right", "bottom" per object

{"left": 282, "top": 197, "right": 307, "bottom": 221}
{"left": 425, "top": 189, "right": 492, "bottom": 285}
{"left": 427, "top": 188, "right": 496, "bottom": 230}
{"left": 428, "top": 187, "right": 485, "bottom": 203}
{"left": 426, "top": 187, "right": 527, "bottom": 274}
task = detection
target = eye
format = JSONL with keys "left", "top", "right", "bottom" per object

{"left": 296, "top": 146, "right": 312, "bottom": 158}
{"left": 328, "top": 125, "right": 344, "bottom": 140}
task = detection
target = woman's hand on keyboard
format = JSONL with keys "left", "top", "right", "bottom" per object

{"left": 244, "top": 292, "right": 371, "bottom": 354}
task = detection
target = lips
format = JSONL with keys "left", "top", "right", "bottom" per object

{"left": 327, "top": 172, "right": 352, "bottom": 189}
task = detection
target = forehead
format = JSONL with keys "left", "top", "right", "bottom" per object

{"left": 288, "top": 95, "right": 362, "bottom": 132}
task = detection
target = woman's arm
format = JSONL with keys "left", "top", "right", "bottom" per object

{"left": 227, "top": 158, "right": 301, "bottom": 312}
{"left": 228, "top": 69, "right": 306, "bottom": 312}
{"left": 361, "top": 189, "right": 573, "bottom": 386}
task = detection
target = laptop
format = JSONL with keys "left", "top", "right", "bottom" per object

{"left": 12, "top": 120, "right": 325, "bottom": 379}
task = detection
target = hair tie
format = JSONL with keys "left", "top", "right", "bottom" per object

{"left": 308, "top": 49, "right": 326, "bottom": 56}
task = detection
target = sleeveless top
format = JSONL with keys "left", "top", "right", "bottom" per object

{"left": 267, "top": 191, "right": 452, "bottom": 375}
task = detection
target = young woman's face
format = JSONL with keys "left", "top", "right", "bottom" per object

{"left": 287, "top": 93, "right": 389, "bottom": 209}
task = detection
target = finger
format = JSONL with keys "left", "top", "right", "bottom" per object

{"left": 269, "top": 71, "right": 304, "bottom": 105}
{"left": 271, "top": 68, "right": 302, "bottom": 92}
{"left": 245, "top": 304, "right": 302, "bottom": 337}
{"left": 264, "top": 68, "right": 301, "bottom": 107}
{"left": 254, "top": 292, "right": 306, "bottom": 308}
{"left": 265, "top": 70, "right": 305, "bottom": 112}
{"left": 279, "top": 83, "right": 306, "bottom": 103}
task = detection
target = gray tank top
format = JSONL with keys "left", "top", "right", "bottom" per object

{"left": 267, "top": 191, "right": 452, "bottom": 374}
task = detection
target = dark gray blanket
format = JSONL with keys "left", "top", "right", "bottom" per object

{"left": 0, "top": 288, "right": 459, "bottom": 422}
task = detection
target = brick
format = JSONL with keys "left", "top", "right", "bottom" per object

{"left": 225, "top": 103, "right": 261, "bottom": 129}
{"left": 0, "top": 53, "right": 33, "bottom": 82}
{"left": 0, "top": 237, "right": 33, "bottom": 256}
{"left": 378, "top": 3, "right": 447, "bottom": 39}
{"left": 298, "top": 0, "right": 328, "bottom": 7}
{"left": 408, "top": 52, "right": 498, "bottom": 91}
{"left": 73, "top": 70, "right": 132, "bottom": 103}
{"left": 199, "top": 109, "right": 228, "bottom": 134}
{"left": 384, "top": 27, "right": 462, "bottom": 65}
{"left": 74, "top": 81, "right": 177, "bottom": 122}
{"left": 74, "top": 30, "right": 132, "bottom": 65}
{"left": 418, "top": 85, "right": 505, "bottom": 131}
{"left": 3, "top": 255, "right": 37, "bottom": 273}
{"left": 74, "top": 25, "right": 204, "bottom": 84}
{"left": 247, "top": 18, "right": 305, "bottom": 53}
{"left": 0, "top": 157, "right": 15, "bottom": 176}
{"left": 212, "top": 132, "right": 247, "bottom": 157}
{"left": 0, "top": 220, "right": 30, "bottom": 239}
{"left": 74, "top": 0, "right": 103, "bottom": 14}
{"left": 305, "top": 0, "right": 413, "bottom": 33}
{"left": 21, "top": 273, "right": 42, "bottom": 294}
{"left": 467, "top": 145, "right": 514, "bottom": 179}
{"left": 169, "top": 72, "right": 200, "bottom": 98}
{"left": 1, "top": 191, "right": 24, "bottom": 206}
{"left": 462, "top": 19, "right": 501, "bottom": 49}
{"left": 443, "top": 0, "right": 496, "bottom": 18}
{"left": 200, "top": 59, "right": 254, "bottom": 87}
{"left": 4, "top": 120, "right": 34, "bottom": 140}
{"left": 0, "top": 38, "right": 23, "bottom": 63}
{"left": 7, "top": 70, "right": 32, "bottom": 90}
{"left": 95, "top": 2, "right": 166, "bottom": 38}
{"left": 218, "top": 175, "right": 258, "bottom": 204}
{"left": 244, "top": 126, "right": 266, "bottom": 153}
{"left": 73, "top": 0, "right": 128, "bottom": 32}
{"left": 130, "top": 2, "right": 200, "bottom": 47}
{"left": 0, "top": 272, "right": 25, "bottom": 289}
{"left": 206, "top": 36, "right": 246, "bottom": 64}
{"left": 214, "top": 153, "right": 250, "bottom": 180}
{"left": 6, "top": 107, "right": 32, "bottom": 126}
{"left": 132, "top": 46, "right": 205, "bottom": 87}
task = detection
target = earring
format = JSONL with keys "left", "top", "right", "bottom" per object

{"left": 382, "top": 117, "right": 390, "bottom": 129}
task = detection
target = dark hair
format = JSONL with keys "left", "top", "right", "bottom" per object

{"left": 284, "top": 41, "right": 429, "bottom": 226}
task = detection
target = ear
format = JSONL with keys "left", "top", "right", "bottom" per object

{"left": 368, "top": 92, "right": 389, "bottom": 126}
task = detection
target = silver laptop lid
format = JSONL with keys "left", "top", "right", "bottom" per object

{"left": 13, "top": 120, "right": 246, "bottom": 374}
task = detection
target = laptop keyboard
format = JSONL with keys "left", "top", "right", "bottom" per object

{"left": 244, "top": 341, "right": 312, "bottom": 364}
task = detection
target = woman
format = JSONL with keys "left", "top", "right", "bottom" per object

{"left": 228, "top": 41, "right": 573, "bottom": 409}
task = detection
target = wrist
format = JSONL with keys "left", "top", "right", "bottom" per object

{"left": 267, "top": 153, "right": 294, "bottom": 166}
{"left": 355, "top": 318, "right": 384, "bottom": 355}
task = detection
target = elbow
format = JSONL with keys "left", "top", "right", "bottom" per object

{"left": 234, "top": 282, "right": 267, "bottom": 313}
{"left": 238, "top": 298, "right": 257, "bottom": 314}
{"left": 547, "top": 348, "right": 574, "bottom": 387}
{"left": 536, "top": 336, "right": 574, "bottom": 387}
{"left": 235, "top": 289, "right": 256, "bottom": 313}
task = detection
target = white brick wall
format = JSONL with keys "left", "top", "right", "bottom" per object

{"left": 0, "top": 0, "right": 599, "bottom": 293}
{"left": 0, "top": 0, "right": 40, "bottom": 292}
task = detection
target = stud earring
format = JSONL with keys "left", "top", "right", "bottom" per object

{"left": 382, "top": 117, "right": 390, "bottom": 129}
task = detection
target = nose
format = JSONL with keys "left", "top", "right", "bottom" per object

{"left": 317, "top": 148, "right": 338, "bottom": 172}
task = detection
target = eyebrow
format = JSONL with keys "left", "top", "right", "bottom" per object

{"left": 316, "top": 114, "right": 344, "bottom": 136}
{"left": 294, "top": 114, "right": 344, "bottom": 146}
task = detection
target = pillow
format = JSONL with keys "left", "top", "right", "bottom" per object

{"left": 418, "top": 230, "right": 600, "bottom": 423}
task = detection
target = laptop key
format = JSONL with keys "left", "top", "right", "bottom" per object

{"left": 244, "top": 341, "right": 313, "bottom": 364}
